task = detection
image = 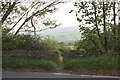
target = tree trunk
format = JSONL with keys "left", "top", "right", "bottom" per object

{"left": 14, "top": 17, "right": 31, "bottom": 35}
{"left": 103, "top": 1, "right": 108, "bottom": 53}
{"left": 118, "top": 1, "right": 120, "bottom": 25}
{"left": 113, "top": 2, "right": 116, "bottom": 35}
{"left": 92, "top": 2, "right": 101, "bottom": 39}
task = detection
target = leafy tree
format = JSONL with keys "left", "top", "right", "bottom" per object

{"left": 72, "top": 1, "right": 119, "bottom": 55}
{"left": 0, "top": 0, "right": 64, "bottom": 35}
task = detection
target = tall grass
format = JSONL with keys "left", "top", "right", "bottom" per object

{"left": 3, "top": 59, "right": 57, "bottom": 71}
{"left": 64, "top": 55, "right": 119, "bottom": 70}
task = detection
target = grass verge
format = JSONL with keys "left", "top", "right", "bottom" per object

{"left": 64, "top": 55, "right": 119, "bottom": 70}
{"left": 3, "top": 59, "right": 57, "bottom": 71}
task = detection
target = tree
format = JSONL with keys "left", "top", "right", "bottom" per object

{"left": 1, "top": 0, "right": 64, "bottom": 35}
{"left": 113, "top": 1, "right": 116, "bottom": 35}
{"left": 1, "top": 2, "right": 17, "bottom": 24}
{"left": 72, "top": 1, "right": 119, "bottom": 54}
{"left": 102, "top": 1, "right": 108, "bottom": 53}
{"left": 92, "top": 2, "right": 101, "bottom": 39}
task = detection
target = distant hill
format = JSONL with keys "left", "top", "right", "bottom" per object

{"left": 38, "top": 27, "right": 81, "bottom": 43}
{"left": 39, "top": 27, "right": 80, "bottom": 34}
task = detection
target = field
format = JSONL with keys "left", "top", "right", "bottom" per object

{"left": 39, "top": 27, "right": 81, "bottom": 43}
{"left": 40, "top": 31, "right": 81, "bottom": 43}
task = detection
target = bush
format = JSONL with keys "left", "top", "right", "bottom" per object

{"left": 64, "top": 56, "right": 118, "bottom": 70}
{"left": 3, "top": 59, "right": 57, "bottom": 71}
{"left": 2, "top": 29, "right": 59, "bottom": 50}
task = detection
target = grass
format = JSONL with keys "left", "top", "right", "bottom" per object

{"left": 59, "top": 53, "right": 63, "bottom": 64}
{"left": 64, "top": 55, "right": 119, "bottom": 70}
{"left": 3, "top": 59, "right": 57, "bottom": 71}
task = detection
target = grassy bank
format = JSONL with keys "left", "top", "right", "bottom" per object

{"left": 3, "top": 59, "right": 57, "bottom": 71}
{"left": 64, "top": 55, "right": 119, "bottom": 70}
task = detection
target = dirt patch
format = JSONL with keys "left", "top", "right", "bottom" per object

{"left": 55, "top": 64, "right": 119, "bottom": 77}
{"left": 55, "top": 64, "right": 64, "bottom": 73}
{"left": 3, "top": 66, "right": 119, "bottom": 77}
{"left": 65, "top": 69, "right": 120, "bottom": 77}
{"left": 2, "top": 68, "right": 53, "bottom": 72}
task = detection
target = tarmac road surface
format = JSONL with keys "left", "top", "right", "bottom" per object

{"left": 2, "top": 71, "right": 119, "bottom": 80}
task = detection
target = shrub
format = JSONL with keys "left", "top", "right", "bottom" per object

{"left": 2, "top": 29, "right": 59, "bottom": 50}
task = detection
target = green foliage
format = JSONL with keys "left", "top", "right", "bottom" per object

{"left": 3, "top": 59, "right": 56, "bottom": 71}
{"left": 59, "top": 44, "right": 71, "bottom": 53}
{"left": 1, "top": 1, "right": 62, "bottom": 34}
{"left": 58, "top": 51, "right": 63, "bottom": 64}
{"left": 75, "top": 30, "right": 103, "bottom": 54}
{"left": 2, "top": 28, "right": 60, "bottom": 50}
{"left": 75, "top": 29, "right": 120, "bottom": 55}
{"left": 72, "top": 1, "right": 119, "bottom": 55}
{"left": 64, "top": 55, "right": 119, "bottom": 70}
{"left": 40, "top": 36, "right": 60, "bottom": 51}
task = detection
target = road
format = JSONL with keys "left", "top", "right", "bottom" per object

{"left": 2, "top": 71, "right": 119, "bottom": 79}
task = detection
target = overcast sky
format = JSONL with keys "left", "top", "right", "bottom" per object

{"left": 12, "top": 0, "right": 120, "bottom": 33}
{"left": 11, "top": 0, "right": 80, "bottom": 33}
{"left": 47, "top": 0, "right": 80, "bottom": 27}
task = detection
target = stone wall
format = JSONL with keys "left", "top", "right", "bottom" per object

{"left": 63, "top": 51, "right": 86, "bottom": 63}
{"left": 2, "top": 50, "right": 59, "bottom": 62}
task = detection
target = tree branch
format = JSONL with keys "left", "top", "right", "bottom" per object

{"left": 8, "top": 2, "right": 40, "bottom": 34}
{"left": 1, "top": 2, "right": 16, "bottom": 24}
{"left": 92, "top": 2, "right": 101, "bottom": 39}
{"left": 14, "top": 1, "right": 62, "bottom": 35}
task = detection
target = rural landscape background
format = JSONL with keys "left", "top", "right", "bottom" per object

{"left": 39, "top": 26, "right": 81, "bottom": 42}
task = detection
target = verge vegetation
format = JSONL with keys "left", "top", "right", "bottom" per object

{"left": 3, "top": 59, "right": 56, "bottom": 71}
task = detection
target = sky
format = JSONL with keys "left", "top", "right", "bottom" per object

{"left": 7, "top": 0, "right": 80, "bottom": 34}
{"left": 7, "top": 0, "right": 120, "bottom": 33}
{"left": 46, "top": 0, "right": 80, "bottom": 27}
{"left": 50, "top": 0, "right": 119, "bottom": 28}
{"left": 30, "top": 0, "right": 80, "bottom": 31}
{"left": 38, "top": 0, "right": 119, "bottom": 29}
